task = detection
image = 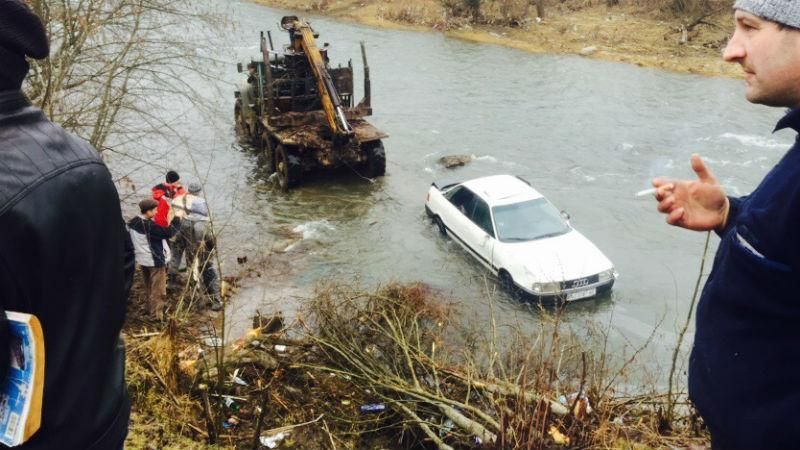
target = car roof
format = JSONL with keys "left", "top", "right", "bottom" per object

{"left": 461, "top": 175, "right": 543, "bottom": 206}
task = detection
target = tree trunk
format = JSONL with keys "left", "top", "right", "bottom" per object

{"left": 535, "top": 0, "right": 545, "bottom": 19}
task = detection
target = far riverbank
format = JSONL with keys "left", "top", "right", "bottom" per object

{"left": 251, "top": 0, "right": 741, "bottom": 77}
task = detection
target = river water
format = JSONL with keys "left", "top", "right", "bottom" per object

{"left": 108, "top": 1, "right": 794, "bottom": 374}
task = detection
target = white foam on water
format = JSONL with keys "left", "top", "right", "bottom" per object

{"left": 718, "top": 133, "right": 787, "bottom": 150}
{"left": 703, "top": 156, "right": 769, "bottom": 168}
{"left": 474, "top": 155, "right": 498, "bottom": 163}
{"left": 423, "top": 167, "right": 435, "bottom": 174}
{"left": 292, "top": 220, "right": 335, "bottom": 240}
{"left": 621, "top": 143, "right": 634, "bottom": 150}
{"left": 501, "top": 161, "right": 518, "bottom": 169}
{"left": 430, "top": 129, "right": 441, "bottom": 134}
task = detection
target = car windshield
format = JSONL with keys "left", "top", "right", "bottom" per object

{"left": 492, "top": 198, "right": 571, "bottom": 242}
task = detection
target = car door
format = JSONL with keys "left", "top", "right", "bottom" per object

{"left": 462, "top": 197, "right": 496, "bottom": 271}
{"left": 441, "top": 187, "right": 495, "bottom": 271}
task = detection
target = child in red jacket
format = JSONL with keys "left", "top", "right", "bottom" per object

{"left": 151, "top": 170, "right": 186, "bottom": 226}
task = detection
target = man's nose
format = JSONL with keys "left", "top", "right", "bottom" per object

{"left": 723, "top": 31, "right": 746, "bottom": 62}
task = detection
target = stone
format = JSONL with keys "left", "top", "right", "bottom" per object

{"left": 438, "top": 154, "right": 474, "bottom": 169}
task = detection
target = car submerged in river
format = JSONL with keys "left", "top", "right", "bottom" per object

{"left": 424, "top": 174, "right": 617, "bottom": 303}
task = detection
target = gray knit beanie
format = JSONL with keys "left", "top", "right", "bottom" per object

{"left": 734, "top": 0, "right": 800, "bottom": 29}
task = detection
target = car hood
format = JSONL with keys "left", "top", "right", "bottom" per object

{"left": 502, "top": 230, "right": 613, "bottom": 282}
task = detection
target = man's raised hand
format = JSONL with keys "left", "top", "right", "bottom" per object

{"left": 652, "top": 154, "right": 730, "bottom": 232}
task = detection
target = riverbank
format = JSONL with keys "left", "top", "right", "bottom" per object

{"left": 125, "top": 280, "right": 710, "bottom": 449}
{"left": 252, "top": 0, "right": 741, "bottom": 77}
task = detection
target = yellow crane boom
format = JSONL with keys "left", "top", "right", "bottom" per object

{"left": 282, "top": 16, "right": 354, "bottom": 140}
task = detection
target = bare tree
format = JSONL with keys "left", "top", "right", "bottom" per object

{"left": 24, "top": 0, "right": 225, "bottom": 152}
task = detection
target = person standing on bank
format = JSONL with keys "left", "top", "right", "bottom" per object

{"left": 0, "top": 2, "right": 133, "bottom": 448}
{"left": 652, "top": 2, "right": 800, "bottom": 448}
{"left": 152, "top": 170, "right": 186, "bottom": 227}
{"left": 128, "top": 199, "right": 182, "bottom": 321}
{"left": 170, "top": 183, "right": 223, "bottom": 311}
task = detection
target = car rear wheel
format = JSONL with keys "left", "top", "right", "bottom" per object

{"left": 433, "top": 216, "right": 446, "bottom": 235}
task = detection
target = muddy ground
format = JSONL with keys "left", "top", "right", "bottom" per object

{"left": 251, "top": 0, "right": 741, "bottom": 77}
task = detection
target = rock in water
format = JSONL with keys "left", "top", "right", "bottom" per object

{"left": 438, "top": 154, "right": 474, "bottom": 169}
{"left": 579, "top": 46, "right": 598, "bottom": 56}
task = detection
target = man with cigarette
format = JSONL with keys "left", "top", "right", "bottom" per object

{"left": 652, "top": 2, "right": 800, "bottom": 447}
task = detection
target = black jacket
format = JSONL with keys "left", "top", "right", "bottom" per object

{"left": 128, "top": 215, "right": 181, "bottom": 267}
{"left": 0, "top": 90, "right": 132, "bottom": 449}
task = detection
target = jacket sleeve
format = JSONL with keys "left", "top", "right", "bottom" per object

{"left": 717, "top": 195, "right": 747, "bottom": 237}
{"left": 153, "top": 199, "right": 169, "bottom": 227}
{"left": 122, "top": 217, "right": 135, "bottom": 303}
{"left": 0, "top": 264, "right": 13, "bottom": 386}
{"left": 143, "top": 217, "right": 181, "bottom": 239}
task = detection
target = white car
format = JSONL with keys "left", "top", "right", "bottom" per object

{"left": 425, "top": 174, "right": 617, "bottom": 302}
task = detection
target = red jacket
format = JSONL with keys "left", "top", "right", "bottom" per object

{"left": 151, "top": 183, "right": 186, "bottom": 227}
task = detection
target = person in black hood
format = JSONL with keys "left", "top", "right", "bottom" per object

{"left": 0, "top": 1, "right": 133, "bottom": 449}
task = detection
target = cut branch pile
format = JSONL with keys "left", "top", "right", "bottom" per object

{"left": 129, "top": 281, "right": 710, "bottom": 449}
{"left": 300, "top": 283, "right": 582, "bottom": 449}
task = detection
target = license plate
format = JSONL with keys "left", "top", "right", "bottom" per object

{"left": 566, "top": 288, "right": 596, "bottom": 302}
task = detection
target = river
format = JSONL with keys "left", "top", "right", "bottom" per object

{"left": 107, "top": 0, "right": 794, "bottom": 378}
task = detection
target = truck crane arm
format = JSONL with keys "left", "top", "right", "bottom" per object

{"left": 282, "top": 16, "right": 354, "bottom": 140}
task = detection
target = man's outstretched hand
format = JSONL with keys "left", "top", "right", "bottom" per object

{"left": 652, "top": 154, "right": 730, "bottom": 232}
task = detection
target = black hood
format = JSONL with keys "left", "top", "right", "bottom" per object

{"left": 0, "top": 0, "right": 49, "bottom": 90}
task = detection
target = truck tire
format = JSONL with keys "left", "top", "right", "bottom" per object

{"left": 276, "top": 145, "right": 302, "bottom": 191}
{"left": 258, "top": 131, "right": 275, "bottom": 175}
{"left": 234, "top": 101, "right": 245, "bottom": 136}
{"left": 249, "top": 121, "right": 261, "bottom": 146}
{"left": 363, "top": 141, "right": 386, "bottom": 178}
{"left": 260, "top": 133, "right": 275, "bottom": 174}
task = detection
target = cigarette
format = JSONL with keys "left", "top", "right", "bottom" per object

{"left": 635, "top": 188, "right": 657, "bottom": 197}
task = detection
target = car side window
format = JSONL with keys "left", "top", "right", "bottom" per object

{"left": 470, "top": 199, "right": 494, "bottom": 237}
{"left": 446, "top": 186, "right": 475, "bottom": 216}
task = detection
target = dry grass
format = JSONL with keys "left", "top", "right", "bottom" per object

{"left": 124, "top": 281, "right": 710, "bottom": 448}
{"left": 250, "top": 0, "right": 740, "bottom": 77}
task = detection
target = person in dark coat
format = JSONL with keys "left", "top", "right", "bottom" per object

{"left": 0, "top": 2, "right": 132, "bottom": 449}
{"left": 652, "top": 2, "right": 800, "bottom": 448}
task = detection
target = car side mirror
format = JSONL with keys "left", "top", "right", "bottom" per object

{"left": 561, "top": 210, "right": 571, "bottom": 221}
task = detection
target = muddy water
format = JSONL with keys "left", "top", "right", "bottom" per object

{"left": 109, "top": 1, "right": 794, "bottom": 372}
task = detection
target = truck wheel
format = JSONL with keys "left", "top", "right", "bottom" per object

{"left": 276, "top": 145, "right": 301, "bottom": 191}
{"left": 261, "top": 134, "right": 275, "bottom": 174}
{"left": 234, "top": 101, "right": 245, "bottom": 136}
{"left": 249, "top": 121, "right": 260, "bottom": 145}
{"left": 363, "top": 141, "right": 386, "bottom": 178}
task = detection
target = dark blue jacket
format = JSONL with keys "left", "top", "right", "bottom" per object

{"left": 689, "top": 109, "right": 800, "bottom": 449}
